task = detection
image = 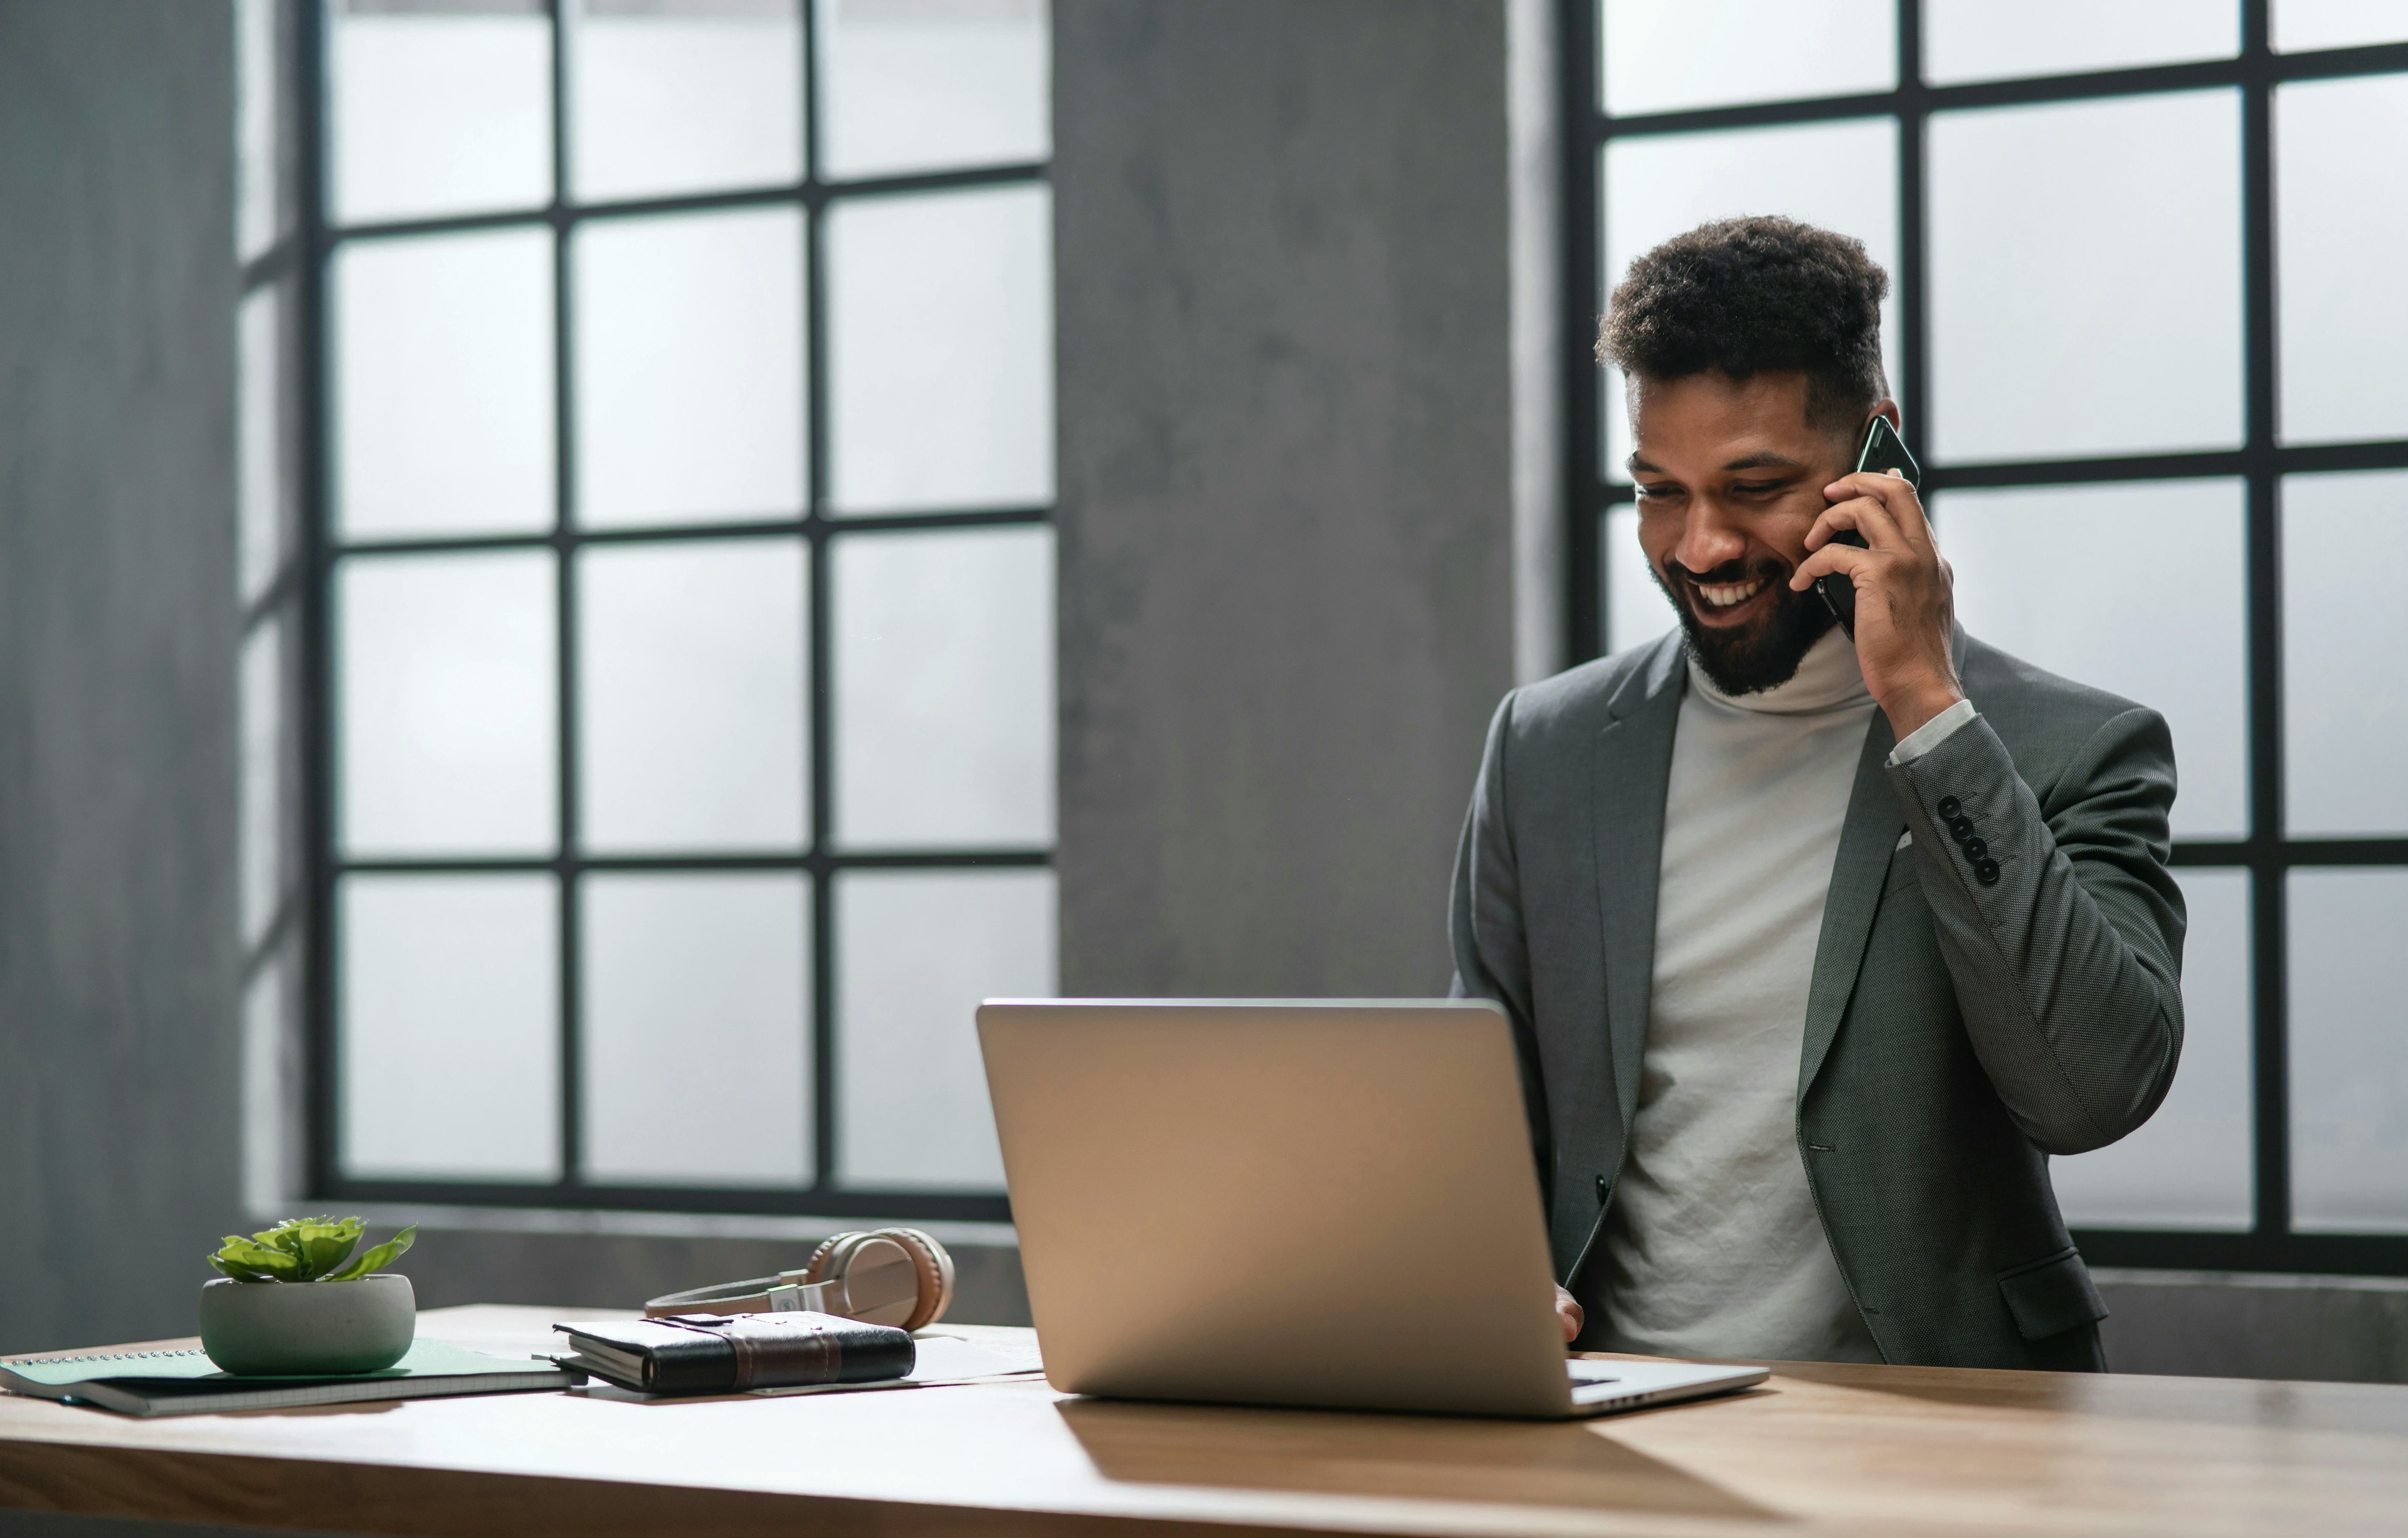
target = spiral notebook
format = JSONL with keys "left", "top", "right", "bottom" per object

{"left": 0, "top": 1339, "right": 579, "bottom": 1417}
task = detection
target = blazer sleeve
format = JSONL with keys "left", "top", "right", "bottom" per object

{"left": 1885, "top": 706, "right": 2187, "bottom": 1155}
{"left": 1448, "top": 691, "right": 1555, "bottom": 1193}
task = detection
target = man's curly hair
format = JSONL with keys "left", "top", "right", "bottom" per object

{"left": 1598, "top": 216, "right": 1889, "bottom": 435}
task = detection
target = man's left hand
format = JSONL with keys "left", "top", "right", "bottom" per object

{"left": 1790, "top": 469, "right": 1965, "bottom": 740}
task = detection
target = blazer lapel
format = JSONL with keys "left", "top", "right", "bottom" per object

{"left": 1593, "top": 633, "right": 1686, "bottom": 1136}
{"left": 1798, "top": 711, "right": 1904, "bottom": 1098}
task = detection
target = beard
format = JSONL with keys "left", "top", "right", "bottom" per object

{"left": 1652, "top": 554, "right": 1837, "bottom": 696}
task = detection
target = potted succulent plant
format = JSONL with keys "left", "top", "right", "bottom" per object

{"left": 198, "top": 1217, "right": 419, "bottom": 1375}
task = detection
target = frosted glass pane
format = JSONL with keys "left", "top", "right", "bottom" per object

{"left": 574, "top": 209, "right": 805, "bottom": 528}
{"left": 2291, "top": 867, "right": 2408, "bottom": 1231}
{"left": 240, "top": 617, "right": 286, "bottom": 952}
{"left": 1929, "top": 93, "right": 2243, "bottom": 463}
{"left": 236, "top": 0, "right": 289, "bottom": 262}
{"left": 826, "top": 186, "right": 1052, "bottom": 513}
{"left": 569, "top": 0, "right": 801, "bottom": 201}
{"left": 816, "top": 0, "right": 1047, "bottom": 180}
{"left": 578, "top": 539, "right": 806, "bottom": 851}
{"left": 332, "top": 5, "right": 551, "bottom": 225}
{"left": 1600, "top": 119, "right": 1900, "bottom": 479}
{"left": 340, "top": 551, "right": 557, "bottom": 856}
{"left": 2277, "top": 75, "right": 2408, "bottom": 444}
{"left": 583, "top": 874, "right": 810, "bottom": 1185}
{"left": 2284, "top": 470, "right": 2408, "bottom": 834}
{"left": 1940, "top": 480, "right": 2248, "bottom": 839}
{"left": 2276, "top": 0, "right": 2408, "bottom": 50}
{"left": 1604, "top": 505, "right": 1677, "bottom": 656}
{"left": 340, "top": 872, "right": 559, "bottom": 1180}
{"left": 1599, "top": 0, "right": 1893, "bottom": 118}
{"left": 1924, "top": 0, "right": 2236, "bottom": 85}
{"left": 837, "top": 867, "right": 1055, "bottom": 1188}
{"left": 834, "top": 527, "right": 1053, "bottom": 847}
{"left": 242, "top": 939, "right": 302, "bottom": 1213}
{"left": 2052, "top": 869, "right": 2252, "bottom": 1228}
{"left": 238, "top": 284, "right": 292, "bottom": 607}
{"left": 335, "top": 229, "right": 555, "bottom": 539}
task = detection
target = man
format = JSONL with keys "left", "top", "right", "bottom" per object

{"left": 1450, "top": 216, "right": 2184, "bottom": 1371}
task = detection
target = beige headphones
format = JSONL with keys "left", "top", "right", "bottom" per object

{"left": 642, "top": 1228, "right": 955, "bottom": 1332}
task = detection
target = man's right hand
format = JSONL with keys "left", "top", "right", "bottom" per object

{"left": 1554, "top": 1285, "right": 1583, "bottom": 1344}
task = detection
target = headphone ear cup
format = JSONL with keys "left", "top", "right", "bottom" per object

{"left": 800, "top": 1231, "right": 861, "bottom": 1286}
{"left": 872, "top": 1228, "right": 954, "bottom": 1332}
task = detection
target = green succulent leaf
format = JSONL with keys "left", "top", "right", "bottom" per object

{"left": 293, "top": 1218, "right": 365, "bottom": 1280}
{"left": 322, "top": 1224, "right": 416, "bottom": 1282}
{"left": 208, "top": 1234, "right": 302, "bottom": 1282}
{"left": 211, "top": 1216, "right": 394, "bottom": 1283}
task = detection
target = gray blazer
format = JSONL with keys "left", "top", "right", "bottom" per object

{"left": 1449, "top": 628, "right": 2186, "bottom": 1371}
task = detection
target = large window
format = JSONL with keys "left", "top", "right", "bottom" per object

{"left": 240, "top": 0, "right": 1054, "bottom": 1222}
{"left": 1566, "top": 1, "right": 2408, "bottom": 1271}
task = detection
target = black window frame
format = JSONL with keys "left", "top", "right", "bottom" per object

{"left": 256, "top": 0, "right": 1054, "bottom": 1223}
{"left": 1560, "top": 0, "right": 2408, "bottom": 1274}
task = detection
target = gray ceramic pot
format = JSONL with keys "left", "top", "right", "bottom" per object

{"left": 198, "top": 1274, "right": 415, "bottom": 1376}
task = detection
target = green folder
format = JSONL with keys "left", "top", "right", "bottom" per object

{"left": 0, "top": 1339, "right": 579, "bottom": 1416}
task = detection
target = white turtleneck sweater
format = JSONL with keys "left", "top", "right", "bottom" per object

{"left": 1597, "top": 627, "right": 1902, "bottom": 1363}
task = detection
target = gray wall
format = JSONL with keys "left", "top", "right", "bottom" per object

{"left": 1054, "top": 0, "right": 1518, "bottom": 997}
{"left": 2098, "top": 1270, "right": 2408, "bottom": 1384}
{"left": 0, "top": 1, "right": 242, "bottom": 1354}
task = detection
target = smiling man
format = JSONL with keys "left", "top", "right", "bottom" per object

{"left": 1450, "top": 216, "right": 2187, "bottom": 1370}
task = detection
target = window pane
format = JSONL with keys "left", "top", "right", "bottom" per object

{"left": 243, "top": 937, "right": 302, "bottom": 1213}
{"left": 582, "top": 873, "right": 810, "bottom": 1185}
{"left": 569, "top": 0, "right": 801, "bottom": 202}
{"left": 1940, "top": 479, "right": 2248, "bottom": 839}
{"left": 578, "top": 538, "right": 806, "bottom": 851}
{"left": 2284, "top": 469, "right": 2408, "bottom": 835}
{"left": 340, "top": 551, "right": 557, "bottom": 856}
{"left": 1600, "top": 118, "right": 1899, "bottom": 478}
{"left": 238, "top": 283, "right": 292, "bottom": 606}
{"left": 340, "top": 872, "right": 560, "bottom": 1180}
{"left": 236, "top": 0, "right": 290, "bottom": 262}
{"left": 1598, "top": 0, "right": 1893, "bottom": 118}
{"left": 815, "top": 0, "right": 1047, "bottom": 180}
{"left": 2290, "top": 867, "right": 2408, "bottom": 1231}
{"left": 2276, "top": 0, "right": 2408, "bottom": 50}
{"left": 826, "top": 185, "right": 1052, "bottom": 513}
{"left": 837, "top": 867, "right": 1054, "bottom": 1189}
{"left": 1923, "top": 0, "right": 2237, "bottom": 85}
{"left": 2277, "top": 75, "right": 2408, "bottom": 445}
{"left": 574, "top": 209, "right": 805, "bottom": 528}
{"left": 335, "top": 228, "right": 556, "bottom": 539}
{"left": 1929, "top": 92, "right": 2243, "bottom": 464}
{"left": 240, "top": 617, "right": 287, "bottom": 952}
{"left": 834, "top": 526, "right": 1052, "bottom": 847}
{"left": 331, "top": 1, "right": 552, "bottom": 226}
{"left": 2052, "top": 869, "right": 2252, "bottom": 1228}
{"left": 1603, "top": 505, "right": 1676, "bottom": 655}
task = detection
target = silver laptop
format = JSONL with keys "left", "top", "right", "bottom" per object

{"left": 976, "top": 998, "right": 1768, "bottom": 1419}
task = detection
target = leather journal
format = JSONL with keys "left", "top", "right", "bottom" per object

{"left": 555, "top": 1313, "right": 914, "bottom": 1396}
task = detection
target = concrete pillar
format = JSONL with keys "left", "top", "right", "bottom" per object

{"left": 1054, "top": 0, "right": 1521, "bottom": 997}
{"left": 0, "top": 0, "right": 241, "bottom": 1354}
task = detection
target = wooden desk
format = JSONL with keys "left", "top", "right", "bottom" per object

{"left": 3, "top": 1305, "right": 2405, "bottom": 1537}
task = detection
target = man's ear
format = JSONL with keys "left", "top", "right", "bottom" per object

{"left": 1872, "top": 398, "right": 1903, "bottom": 435}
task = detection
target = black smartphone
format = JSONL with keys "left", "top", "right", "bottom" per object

{"left": 1815, "top": 415, "right": 1923, "bottom": 639}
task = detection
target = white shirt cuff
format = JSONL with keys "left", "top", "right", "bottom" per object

{"left": 1888, "top": 697, "right": 1978, "bottom": 766}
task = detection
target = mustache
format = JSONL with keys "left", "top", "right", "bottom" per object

{"left": 1667, "top": 556, "right": 1790, "bottom": 588}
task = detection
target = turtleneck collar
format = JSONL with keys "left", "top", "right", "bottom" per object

{"left": 1684, "top": 625, "right": 1872, "bottom": 716}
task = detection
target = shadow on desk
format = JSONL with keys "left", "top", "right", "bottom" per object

{"left": 1055, "top": 1394, "right": 1782, "bottom": 1521}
